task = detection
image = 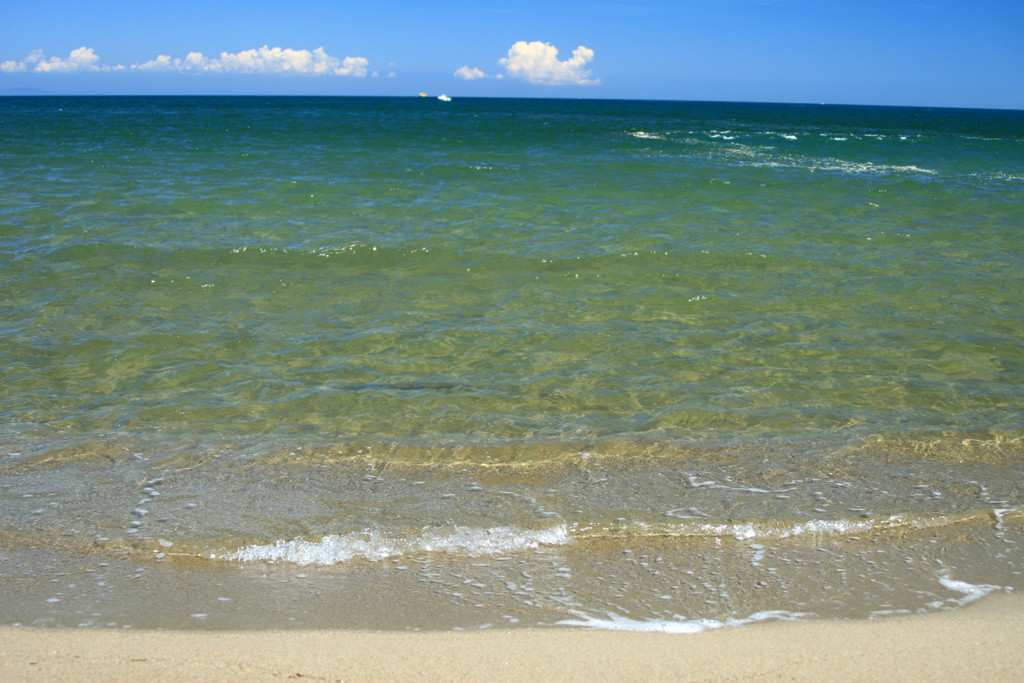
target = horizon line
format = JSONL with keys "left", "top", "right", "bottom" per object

{"left": 2, "top": 91, "right": 1022, "bottom": 113}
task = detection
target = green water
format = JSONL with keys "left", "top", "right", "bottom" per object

{"left": 2, "top": 97, "right": 1022, "bottom": 445}
{"left": 1, "top": 96, "right": 1022, "bottom": 630}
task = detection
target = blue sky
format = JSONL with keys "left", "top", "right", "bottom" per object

{"left": 1, "top": 1, "right": 1022, "bottom": 109}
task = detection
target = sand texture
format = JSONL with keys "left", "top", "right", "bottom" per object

{"left": 1, "top": 594, "right": 1021, "bottom": 682}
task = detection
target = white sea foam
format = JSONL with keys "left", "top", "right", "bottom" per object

{"left": 993, "top": 506, "right": 1018, "bottom": 535}
{"left": 222, "top": 524, "right": 570, "bottom": 566}
{"left": 766, "top": 158, "right": 937, "bottom": 176}
{"left": 558, "top": 609, "right": 810, "bottom": 633}
{"left": 729, "top": 147, "right": 938, "bottom": 176}
{"left": 686, "top": 514, "right": 954, "bottom": 541}
{"left": 979, "top": 171, "right": 1024, "bottom": 182}
{"left": 629, "top": 131, "right": 664, "bottom": 140}
{"left": 694, "top": 518, "right": 875, "bottom": 541}
{"left": 934, "top": 575, "right": 1002, "bottom": 607}
{"left": 825, "top": 161, "right": 936, "bottom": 175}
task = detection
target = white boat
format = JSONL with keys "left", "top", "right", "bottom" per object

{"left": 437, "top": 94, "right": 451, "bottom": 102}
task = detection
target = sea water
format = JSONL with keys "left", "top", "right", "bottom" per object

{"left": 1, "top": 96, "right": 1022, "bottom": 630}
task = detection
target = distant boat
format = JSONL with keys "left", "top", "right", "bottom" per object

{"left": 437, "top": 94, "right": 452, "bottom": 102}
{"left": 418, "top": 92, "right": 428, "bottom": 98}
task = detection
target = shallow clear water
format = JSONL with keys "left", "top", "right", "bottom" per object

{"left": 1, "top": 96, "right": 1022, "bottom": 630}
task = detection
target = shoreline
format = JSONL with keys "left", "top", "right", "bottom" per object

{"left": 1, "top": 593, "right": 1020, "bottom": 682}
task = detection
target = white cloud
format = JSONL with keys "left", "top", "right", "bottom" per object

{"left": 499, "top": 41, "right": 599, "bottom": 86}
{"left": 337, "top": 56, "right": 370, "bottom": 77}
{"left": 131, "top": 46, "right": 368, "bottom": 76}
{"left": 1, "top": 47, "right": 113, "bottom": 73}
{"left": 132, "top": 52, "right": 205, "bottom": 73}
{"left": 1, "top": 45, "right": 368, "bottom": 78}
{"left": 454, "top": 66, "right": 486, "bottom": 80}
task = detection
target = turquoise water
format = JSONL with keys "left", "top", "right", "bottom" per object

{"left": 1, "top": 96, "right": 1023, "bottom": 630}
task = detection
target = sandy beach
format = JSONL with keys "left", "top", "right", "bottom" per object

{"left": 0, "top": 593, "right": 1020, "bottom": 682}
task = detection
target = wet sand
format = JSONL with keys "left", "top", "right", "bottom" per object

{"left": 1, "top": 593, "right": 1021, "bottom": 682}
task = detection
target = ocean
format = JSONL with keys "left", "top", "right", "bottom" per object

{"left": 1, "top": 95, "right": 1022, "bottom": 631}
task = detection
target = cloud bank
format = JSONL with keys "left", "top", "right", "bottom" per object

{"left": 134, "top": 46, "right": 368, "bottom": 77}
{"left": 2, "top": 46, "right": 369, "bottom": 77}
{"left": 2, "top": 42, "right": 600, "bottom": 87}
{"left": 499, "top": 41, "right": 599, "bottom": 85}
{"left": 1, "top": 47, "right": 121, "bottom": 73}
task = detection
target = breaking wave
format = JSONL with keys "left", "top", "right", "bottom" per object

{"left": 221, "top": 524, "right": 571, "bottom": 566}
